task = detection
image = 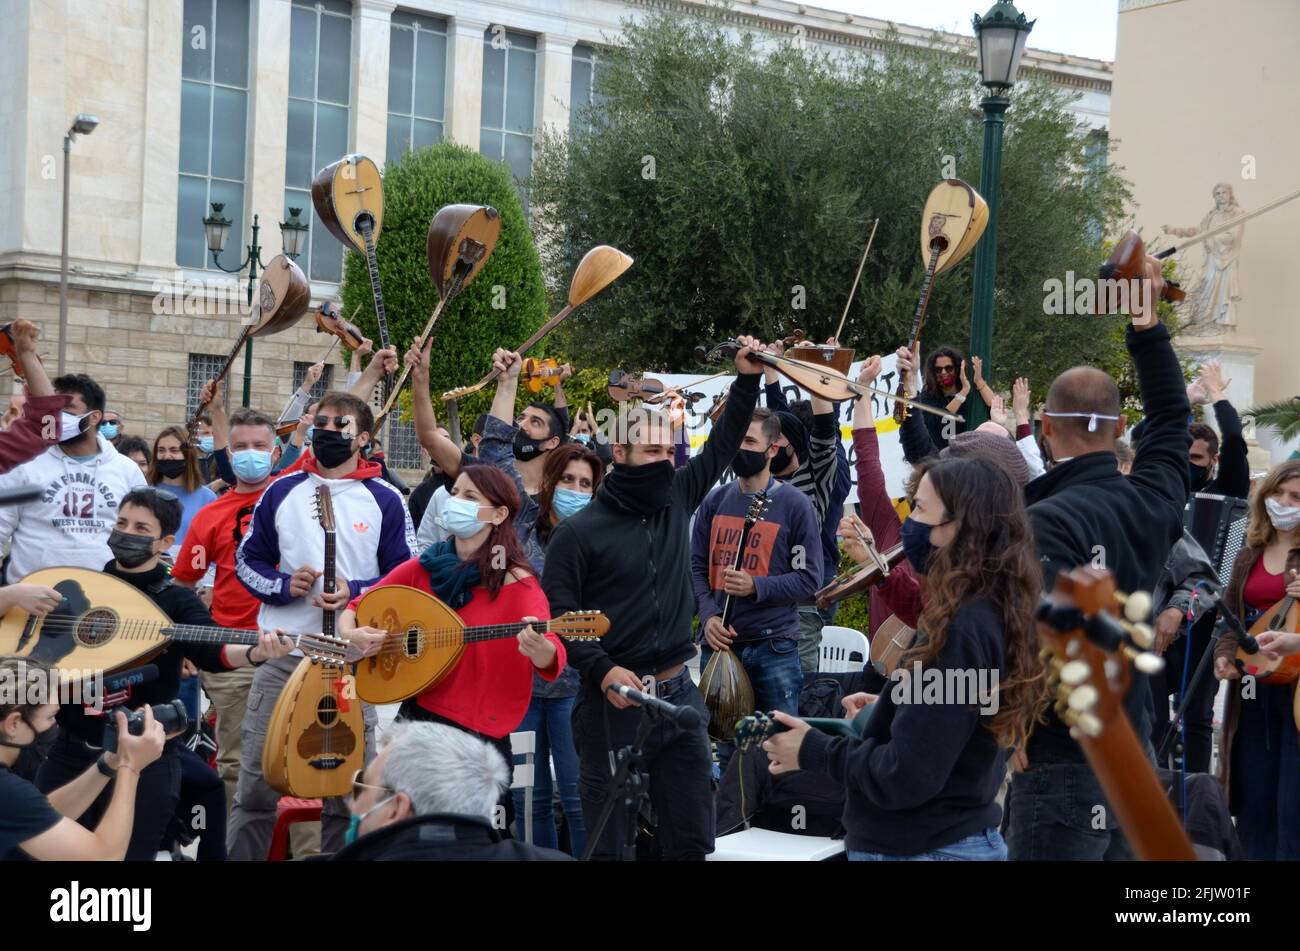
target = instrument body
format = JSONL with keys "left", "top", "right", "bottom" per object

{"left": 607, "top": 370, "right": 665, "bottom": 402}
{"left": 814, "top": 524, "right": 904, "bottom": 610}
{"left": 1237, "top": 596, "right": 1300, "bottom": 683}
{"left": 1036, "top": 567, "right": 1197, "bottom": 860}
{"left": 0, "top": 323, "right": 33, "bottom": 380}
{"left": 314, "top": 303, "right": 367, "bottom": 351}
{"left": 784, "top": 340, "right": 855, "bottom": 377}
{"left": 1097, "top": 230, "right": 1185, "bottom": 311}
{"left": 870, "top": 614, "right": 917, "bottom": 677}
{"left": 520, "top": 357, "right": 564, "bottom": 393}
{"left": 350, "top": 585, "right": 607, "bottom": 703}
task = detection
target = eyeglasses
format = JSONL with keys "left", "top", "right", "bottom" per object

{"left": 312, "top": 414, "right": 356, "bottom": 431}
{"left": 350, "top": 767, "right": 392, "bottom": 801}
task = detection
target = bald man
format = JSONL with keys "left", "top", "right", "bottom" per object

{"left": 1006, "top": 254, "right": 1191, "bottom": 861}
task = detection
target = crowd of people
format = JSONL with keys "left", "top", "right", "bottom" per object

{"left": 2, "top": 245, "right": 1299, "bottom": 863}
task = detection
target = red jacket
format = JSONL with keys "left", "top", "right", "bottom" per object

{"left": 348, "top": 559, "right": 564, "bottom": 738}
{"left": 0, "top": 394, "right": 69, "bottom": 475}
{"left": 852, "top": 427, "right": 923, "bottom": 631}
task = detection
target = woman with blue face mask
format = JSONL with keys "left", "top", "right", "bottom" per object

{"left": 148, "top": 426, "right": 217, "bottom": 563}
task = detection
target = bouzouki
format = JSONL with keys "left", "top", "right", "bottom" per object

{"left": 0, "top": 567, "right": 358, "bottom": 677}
{"left": 442, "top": 245, "right": 633, "bottom": 402}
{"left": 262, "top": 485, "right": 366, "bottom": 798}
{"left": 373, "top": 204, "right": 501, "bottom": 429}
{"left": 1235, "top": 595, "right": 1300, "bottom": 684}
{"left": 894, "top": 180, "right": 988, "bottom": 424}
{"left": 188, "top": 254, "right": 310, "bottom": 433}
{"left": 1036, "top": 567, "right": 1197, "bottom": 861}
{"left": 350, "top": 586, "right": 608, "bottom": 704}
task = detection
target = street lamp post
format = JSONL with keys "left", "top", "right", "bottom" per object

{"left": 57, "top": 113, "right": 100, "bottom": 375}
{"left": 202, "top": 203, "right": 308, "bottom": 406}
{"left": 966, "top": 1, "right": 1034, "bottom": 427}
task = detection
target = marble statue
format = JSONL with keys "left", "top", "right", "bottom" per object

{"left": 1163, "top": 183, "right": 1244, "bottom": 334}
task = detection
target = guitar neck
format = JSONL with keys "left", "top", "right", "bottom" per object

{"left": 461, "top": 619, "right": 558, "bottom": 645}
{"left": 162, "top": 623, "right": 263, "bottom": 648}
{"left": 465, "top": 305, "right": 574, "bottom": 393}
{"left": 906, "top": 245, "right": 943, "bottom": 353}
{"left": 721, "top": 518, "right": 760, "bottom": 629}
{"left": 321, "top": 529, "right": 338, "bottom": 638}
{"left": 190, "top": 327, "right": 252, "bottom": 426}
{"left": 358, "top": 222, "right": 391, "bottom": 353}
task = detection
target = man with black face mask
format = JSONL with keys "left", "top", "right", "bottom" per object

{"left": 33, "top": 488, "right": 294, "bottom": 860}
{"left": 543, "top": 335, "right": 766, "bottom": 860}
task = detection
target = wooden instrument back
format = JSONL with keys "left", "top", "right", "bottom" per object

{"left": 784, "top": 342, "right": 855, "bottom": 376}
{"left": 921, "top": 179, "right": 989, "bottom": 277}
{"left": 870, "top": 614, "right": 917, "bottom": 677}
{"left": 1098, "top": 230, "right": 1186, "bottom": 307}
{"left": 1238, "top": 596, "right": 1300, "bottom": 683}
{"left": 312, "top": 154, "right": 385, "bottom": 254}
{"left": 262, "top": 657, "right": 364, "bottom": 799}
{"left": 351, "top": 584, "right": 467, "bottom": 704}
{"left": 426, "top": 204, "right": 501, "bottom": 297}
{"left": 250, "top": 254, "right": 311, "bottom": 336}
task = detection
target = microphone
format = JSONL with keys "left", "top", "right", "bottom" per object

{"left": 87, "top": 664, "right": 160, "bottom": 710}
{"left": 608, "top": 684, "right": 702, "bottom": 728}
{"left": 1193, "top": 582, "right": 1259, "bottom": 653}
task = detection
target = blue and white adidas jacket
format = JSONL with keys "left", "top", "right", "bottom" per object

{"left": 235, "top": 459, "right": 417, "bottom": 636}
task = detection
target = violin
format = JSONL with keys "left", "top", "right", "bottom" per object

{"left": 607, "top": 370, "right": 666, "bottom": 402}
{"left": 520, "top": 357, "right": 565, "bottom": 394}
{"left": 706, "top": 391, "right": 729, "bottom": 423}
{"left": 1096, "top": 230, "right": 1184, "bottom": 314}
{"left": 0, "top": 324, "right": 27, "bottom": 380}
{"left": 315, "top": 302, "right": 367, "bottom": 351}
{"left": 814, "top": 519, "right": 906, "bottom": 611}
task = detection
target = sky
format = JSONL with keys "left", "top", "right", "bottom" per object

{"left": 818, "top": 0, "right": 1119, "bottom": 62}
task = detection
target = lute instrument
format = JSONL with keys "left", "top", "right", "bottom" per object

{"left": 0, "top": 567, "right": 359, "bottom": 678}
{"left": 188, "top": 254, "right": 311, "bottom": 433}
{"left": 441, "top": 245, "right": 633, "bottom": 402}
{"left": 894, "top": 180, "right": 988, "bottom": 424}
{"left": 350, "top": 586, "right": 607, "bottom": 704}
{"left": 262, "top": 484, "right": 365, "bottom": 799}
{"left": 1235, "top": 594, "right": 1300, "bottom": 684}
{"left": 1035, "top": 567, "right": 1196, "bottom": 861}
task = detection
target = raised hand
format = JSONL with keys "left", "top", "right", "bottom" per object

{"left": 856, "top": 355, "right": 882, "bottom": 388}
{"left": 200, "top": 378, "right": 223, "bottom": 410}
{"left": 1197, "top": 360, "right": 1231, "bottom": 402}
{"left": 11, "top": 318, "right": 40, "bottom": 356}
{"left": 733, "top": 335, "right": 766, "bottom": 375}
{"left": 971, "top": 355, "right": 985, "bottom": 387}
{"left": 492, "top": 348, "right": 522, "bottom": 379}
{"left": 957, "top": 359, "right": 971, "bottom": 396}
{"left": 304, "top": 362, "right": 325, "bottom": 389}
{"left": 989, "top": 394, "right": 1008, "bottom": 427}
{"left": 1012, "top": 377, "right": 1031, "bottom": 426}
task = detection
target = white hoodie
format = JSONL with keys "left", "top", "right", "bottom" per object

{"left": 0, "top": 434, "right": 148, "bottom": 581}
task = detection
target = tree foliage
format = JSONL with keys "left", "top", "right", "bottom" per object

{"left": 531, "top": 12, "right": 1141, "bottom": 405}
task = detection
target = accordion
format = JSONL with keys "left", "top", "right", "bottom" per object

{"left": 1183, "top": 492, "right": 1249, "bottom": 586}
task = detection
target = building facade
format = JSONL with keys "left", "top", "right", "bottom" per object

{"left": 0, "top": 0, "right": 1112, "bottom": 473}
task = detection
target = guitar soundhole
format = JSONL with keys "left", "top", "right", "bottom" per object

{"left": 75, "top": 609, "right": 119, "bottom": 647}
{"left": 402, "top": 626, "right": 425, "bottom": 659}
{"left": 317, "top": 695, "right": 339, "bottom": 728}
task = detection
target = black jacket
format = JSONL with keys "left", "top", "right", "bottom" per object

{"left": 1024, "top": 321, "right": 1190, "bottom": 763}
{"left": 328, "top": 813, "right": 572, "bottom": 861}
{"left": 542, "top": 372, "right": 761, "bottom": 686}
{"left": 1201, "top": 400, "right": 1250, "bottom": 498}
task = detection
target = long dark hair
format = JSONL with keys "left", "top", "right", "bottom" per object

{"left": 903, "top": 457, "right": 1045, "bottom": 751}
{"left": 923, "top": 345, "right": 964, "bottom": 398}
{"left": 536, "top": 443, "right": 603, "bottom": 545}
{"left": 455, "top": 464, "right": 532, "bottom": 598}
{"left": 148, "top": 425, "right": 203, "bottom": 492}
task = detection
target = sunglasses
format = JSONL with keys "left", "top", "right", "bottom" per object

{"left": 312, "top": 414, "right": 356, "bottom": 431}
{"left": 934, "top": 364, "right": 955, "bottom": 373}
{"left": 350, "top": 767, "right": 392, "bottom": 801}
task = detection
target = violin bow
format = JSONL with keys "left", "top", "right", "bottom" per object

{"left": 1154, "top": 186, "right": 1300, "bottom": 259}
{"left": 834, "top": 218, "right": 879, "bottom": 343}
{"left": 643, "top": 369, "right": 731, "bottom": 403}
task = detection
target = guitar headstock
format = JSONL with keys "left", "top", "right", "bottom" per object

{"left": 550, "top": 610, "right": 609, "bottom": 641}
{"left": 1035, "top": 567, "right": 1163, "bottom": 741}
{"left": 298, "top": 632, "right": 362, "bottom": 669}
{"left": 313, "top": 485, "right": 335, "bottom": 533}
{"left": 744, "top": 491, "right": 772, "bottom": 525}
{"left": 733, "top": 712, "right": 782, "bottom": 752}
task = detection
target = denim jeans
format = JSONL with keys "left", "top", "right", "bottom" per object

{"left": 1005, "top": 761, "right": 1135, "bottom": 860}
{"left": 701, "top": 636, "right": 803, "bottom": 770}
{"left": 512, "top": 694, "right": 586, "bottom": 856}
{"left": 849, "top": 827, "right": 1006, "bottom": 861}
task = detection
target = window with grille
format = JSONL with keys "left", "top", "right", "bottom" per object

{"left": 292, "top": 361, "right": 334, "bottom": 404}
{"left": 570, "top": 43, "right": 604, "bottom": 137}
{"left": 284, "top": 0, "right": 353, "bottom": 283}
{"left": 187, "top": 354, "right": 231, "bottom": 418}
{"left": 383, "top": 417, "right": 425, "bottom": 472}
{"left": 480, "top": 28, "right": 537, "bottom": 204}
{"left": 387, "top": 11, "right": 447, "bottom": 164}
{"left": 177, "top": 0, "right": 252, "bottom": 270}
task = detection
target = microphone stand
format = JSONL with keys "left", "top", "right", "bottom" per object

{"left": 580, "top": 695, "right": 660, "bottom": 863}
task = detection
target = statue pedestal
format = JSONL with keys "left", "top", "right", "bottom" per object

{"left": 1175, "top": 333, "right": 1276, "bottom": 469}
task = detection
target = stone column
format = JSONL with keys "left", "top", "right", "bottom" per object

{"left": 535, "top": 34, "right": 577, "bottom": 140}
{"left": 137, "top": 0, "right": 184, "bottom": 268}
{"left": 445, "top": 16, "right": 490, "bottom": 149}
{"left": 245, "top": 0, "right": 293, "bottom": 253}
{"left": 352, "top": 0, "right": 395, "bottom": 162}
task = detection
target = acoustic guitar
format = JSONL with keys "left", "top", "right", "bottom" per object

{"left": 261, "top": 485, "right": 365, "bottom": 799}
{"left": 189, "top": 254, "right": 310, "bottom": 433}
{"left": 350, "top": 586, "right": 608, "bottom": 704}
{"left": 0, "top": 567, "right": 358, "bottom": 678}
{"left": 1036, "top": 567, "right": 1196, "bottom": 861}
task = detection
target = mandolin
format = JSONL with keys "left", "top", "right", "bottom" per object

{"left": 894, "top": 180, "right": 988, "bottom": 424}
{"left": 1235, "top": 595, "right": 1300, "bottom": 684}
{"left": 0, "top": 567, "right": 358, "bottom": 678}
{"left": 312, "top": 154, "right": 393, "bottom": 403}
{"left": 262, "top": 484, "right": 366, "bottom": 799}
{"left": 1036, "top": 567, "right": 1196, "bottom": 861}
{"left": 189, "top": 254, "right": 311, "bottom": 434}
{"left": 350, "top": 586, "right": 608, "bottom": 704}
{"left": 442, "top": 245, "right": 633, "bottom": 402}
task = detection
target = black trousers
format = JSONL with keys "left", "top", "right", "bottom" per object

{"left": 36, "top": 733, "right": 183, "bottom": 861}
{"left": 1149, "top": 614, "right": 1217, "bottom": 774}
{"left": 174, "top": 743, "right": 227, "bottom": 861}
{"left": 572, "top": 669, "right": 714, "bottom": 860}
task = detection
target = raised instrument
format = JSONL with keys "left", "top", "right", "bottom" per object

{"left": 1097, "top": 230, "right": 1186, "bottom": 312}
{"left": 350, "top": 586, "right": 607, "bottom": 704}
{"left": 262, "top": 484, "right": 365, "bottom": 798}
{"left": 188, "top": 254, "right": 310, "bottom": 433}
{"left": 696, "top": 340, "right": 962, "bottom": 422}
{"left": 312, "top": 154, "right": 393, "bottom": 402}
{"left": 374, "top": 204, "right": 501, "bottom": 428}
{"left": 520, "top": 357, "right": 564, "bottom": 394}
{"left": 607, "top": 370, "right": 665, "bottom": 402}
{"left": 894, "top": 180, "right": 987, "bottom": 424}
{"left": 1235, "top": 595, "right": 1300, "bottom": 684}
{"left": 0, "top": 323, "right": 34, "bottom": 381}
{"left": 814, "top": 521, "right": 905, "bottom": 611}
{"left": 0, "top": 567, "right": 358, "bottom": 677}
{"left": 315, "top": 301, "right": 367, "bottom": 351}
{"left": 1036, "top": 567, "right": 1196, "bottom": 861}
{"left": 442, "top": 245, "right": 633, "bottom": 402}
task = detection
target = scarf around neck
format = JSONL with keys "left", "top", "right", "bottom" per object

{"left": 418, "top": 539, "right": 482, "bottom": 609}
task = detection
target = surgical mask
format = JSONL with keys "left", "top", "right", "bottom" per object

{"left": 59, "top": 410, "right": 92, "bottom": 443}
{"left": 552, "top": 487, "right": 592, "bottom": 520}
{"left": 98, "top": 422, "right": 119, "bottom": 440}
{"left": 156, "top": 458, "right": 186, "bottom": 480}
{"left": 232, "top": 449, "right": 274, "bottom": 483}
{"left": 197, "top": 435, "right": 215, "bottom": 455}
{"left": 730, "top": 448, "right": 770, "bottom": 478}
{"left": 311, "top": 429, "right": 357, "bottom": 469}
{"left": 574, "top": 433, "right": 592, "bottom": 445}
{"left": 513, "top": 429, "right": 549, "bottom": 462}
{"left": 1265, "top": 497, "right": 1300, "bottom": 532}
{"left": 344, "top": 794, "right": 396, "bottom": 846}
{"left": 900, "top": 517, "right": 942, "bottom": 575}
{"left": 437, "top": 496, "right": 491, "bottom": 539}
{"left": 1041, "top": 410, "right": 1121, "bottom": 433}
{"left": 108, "top": 529, "right": 159, "bottom": 569}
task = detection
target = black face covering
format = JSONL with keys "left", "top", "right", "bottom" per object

{"left": 312, "top": 430, "right": 358, "bottom": 469}
{"left": 108, "top": 529, "right": 158, "bottom": 569}
{"left": 731, "top": 448, "right": 770, "bottom": 478}
{"left": 1189, "top": 462, "right": 1210, "bottom": 492}
{"left": 156, "top": 458, "right": 186, "bottom": 480}
{"left": 513, "top": 429, "right": 550, "bottom": 462}
{"left": 601, "top": 460, "right": 674, "bottom": 515}
{"left": 771, "top": 445, "right": 795, "bottom": 474}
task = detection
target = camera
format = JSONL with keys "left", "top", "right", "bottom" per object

{"left": 100, "top": 699, "right": 188, "bottom": 753}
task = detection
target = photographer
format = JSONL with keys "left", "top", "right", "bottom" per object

{"left": 33, "top": 488, "right": 294, "bottom": 859}
{"left": 2, "top": 657, "right": 164, "bottom": 861}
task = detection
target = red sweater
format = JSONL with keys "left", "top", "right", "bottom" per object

{"left": 348, "top": 559, "right": 565, "bottom": 738}
{"left": 852, "top": 427, "right": 924, "bottom": 632}
{"left": 0, "top": 394, "right": 68, "bottom": 474}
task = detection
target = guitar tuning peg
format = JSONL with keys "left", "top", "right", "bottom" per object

{"left": 1058, "top": 659, "right": 1090, "bottom": 686}
{"left": 1074, "top": 712, "right": 1103, "bottom": 738}
{"left": 1131, "top": 650, "right": 1165, "bottom": 675}
{"left": 1129, "top": 622, "right": 1155, "bottom": 650}
{"left": 1067, "top": 684, "right": 1099, "bottom": 713}
{"left": 1119, "top": 590, "right": 1153, "bottom": 623}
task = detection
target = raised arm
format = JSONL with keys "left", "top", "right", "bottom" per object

{"left": 1198, "top": 360, "right": 1249, "bottom": 498}
{"left": 349, "top": 346, "right": 397, "bottom": 402}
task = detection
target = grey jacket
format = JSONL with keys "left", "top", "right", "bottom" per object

{"left": 1152, "top": 528, "right": 1219, "bottom": 628}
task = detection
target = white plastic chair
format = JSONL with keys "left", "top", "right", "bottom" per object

{"left": 708, "top": 827, "right": 845, "bottom": 861}
{"left": 819, "top": 626, "right": 869, "bottom": 673}
{"left": 510, "top": 730, "right": 536, "bottom": 845}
